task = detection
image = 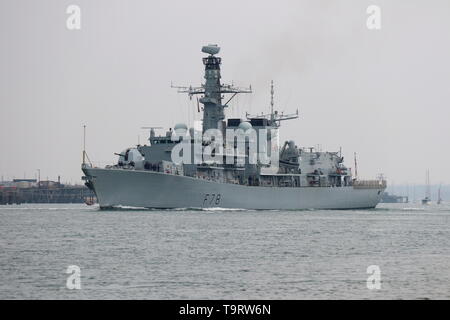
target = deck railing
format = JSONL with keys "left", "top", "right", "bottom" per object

{"left": 353, "top": 180, "right": 387, "bottom": 189}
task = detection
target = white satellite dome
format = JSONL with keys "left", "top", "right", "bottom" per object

{"left": 174, "top": 123, "right": 188, "bottom": 131}
{"left": 238, "top": 121, "right": 252, "bottom": 131}
{"left": 174, "top": 123, "right": 188, "bottom": 136}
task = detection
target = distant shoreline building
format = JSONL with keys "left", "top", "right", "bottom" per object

{"left": 0, "top": 178, "right": 95, "bottom": 205}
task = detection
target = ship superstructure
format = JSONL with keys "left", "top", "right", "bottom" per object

{"left": 82, "top": 45, "right": 386, "bottom": 209}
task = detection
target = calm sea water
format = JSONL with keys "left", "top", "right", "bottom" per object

{"left": 0, "top": 202, "right": 449, "bottom": 299}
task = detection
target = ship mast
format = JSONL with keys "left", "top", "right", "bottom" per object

{"left": 270, "top": 80, "right": 274, "bottom": 123}
{"left": 437, "top": 183, "right": 442, "bottom": 204}
{"left": 172, "top": 44, "right": 252, "bottom": 133}
{"left": 83, "top": 125, "right": 86, "bottom": 165}
{"left": 246, "top": 80, "right": 299, "bottom": 127}
{"left": 81, "top": 124, "right": 93, "bottom": 167}
{"left": 426, "top": 170, "right": 431, "bottom": 199}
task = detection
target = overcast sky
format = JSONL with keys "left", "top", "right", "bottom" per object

{"left": 1, "top": 0, "right": 449, "bottom": 184}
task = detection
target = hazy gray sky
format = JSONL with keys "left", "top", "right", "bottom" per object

{"left": 1, "top": 0, "right": 449, "bottom": 184}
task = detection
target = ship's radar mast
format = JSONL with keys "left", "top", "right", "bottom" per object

{"left": 246, "top": 80, "right": 299, "bottom": 127}
{"left": 271, "top": 80, "right": 274, "bottom": 114}
{"left": 172, "top": 44, "right": 252, "bottom": 133}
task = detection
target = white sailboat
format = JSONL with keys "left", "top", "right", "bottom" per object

{"left": 437, "top": 184, "right": 442, "bottom": 205}
{"left": 421, "top": 170, "right": 431, "bottom": 205}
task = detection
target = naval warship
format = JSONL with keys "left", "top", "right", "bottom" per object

{"left": 82, "top": 44, "right": 386, "bottom": 209}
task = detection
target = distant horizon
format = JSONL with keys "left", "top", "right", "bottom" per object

{"left": 1, "top": 176, "right": 449, "bottom": 189}
{"left": 385, "top": 184, "right": 449, "bottom": 201}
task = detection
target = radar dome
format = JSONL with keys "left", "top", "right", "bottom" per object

{"left": 202, "top": 44, "right": 220, "bottom": 55}
{"left": 238, "top": 121, "right": 252, "bottom": 131}
{"left": 174, "top": 123, "right": 188, "bottom": 135}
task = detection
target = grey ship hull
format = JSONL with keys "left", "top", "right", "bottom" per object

{"left": 83, "top": 167, "right": 384, "bottom": 210}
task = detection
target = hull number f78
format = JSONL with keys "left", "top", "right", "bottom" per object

{"left": 202, "top": 193, "right": 221, "bottom": 207}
